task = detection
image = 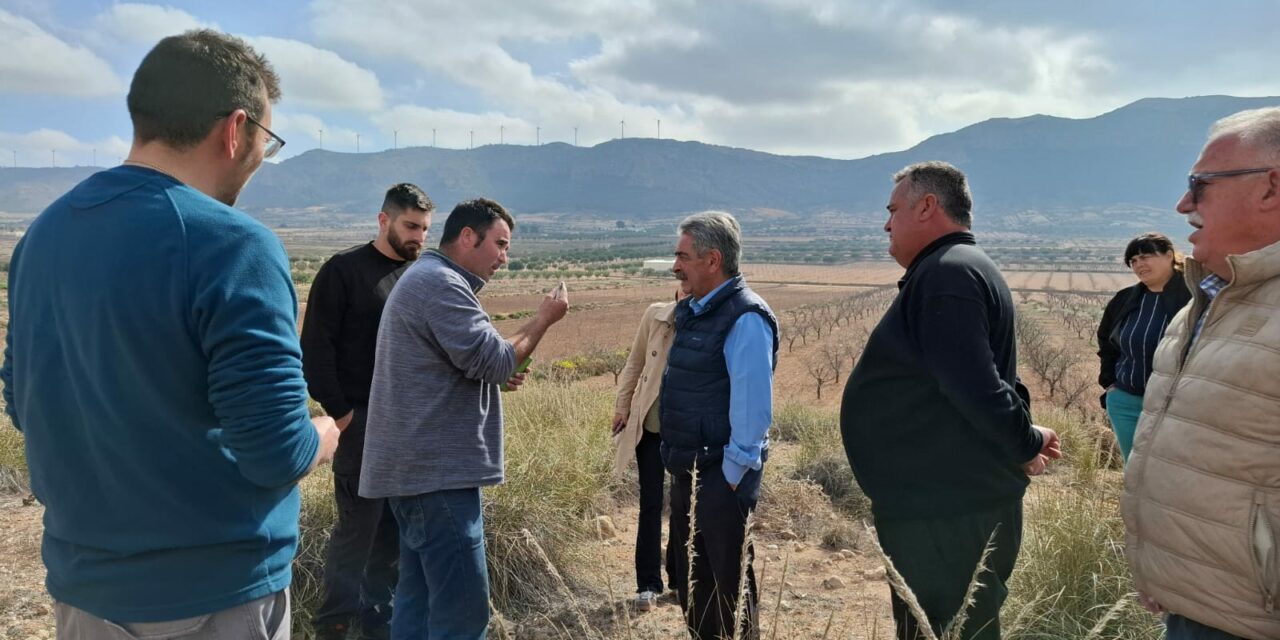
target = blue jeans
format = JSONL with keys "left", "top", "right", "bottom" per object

{"left": 389, "top": 489, "right": 489, "bottom": 640}
{"left": 1165, "top": 614, "right": 1246, "bottom": 639}
{"left": 1105, "top": 387, "right": 1144, "bottom": 462}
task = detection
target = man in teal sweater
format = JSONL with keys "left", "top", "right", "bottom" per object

{"left": 0, "top": 30, "right": 338, "bottom": 639}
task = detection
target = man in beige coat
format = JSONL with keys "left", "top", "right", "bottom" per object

{"left": 1122, "top": 106, "right": 1280, "bottom": 640}
{"left": 612, "top": 284, "right": 689, "bottom": 612}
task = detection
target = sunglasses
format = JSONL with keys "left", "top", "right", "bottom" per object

{"left": 1186, "top": 167, "right": 1274, "bottom": 204}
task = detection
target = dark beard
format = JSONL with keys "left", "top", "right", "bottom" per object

{"left": 387, "top": 229, "right": 422, "bottom": 261}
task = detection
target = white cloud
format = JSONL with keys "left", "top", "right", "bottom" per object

{"left": 244, "top": 37, "right": 385, "bottom": 112}
{"left": 91, "top": 3, "right": 210, "bottom": 46}
{"left": 0, "top": 8, "right": 125, "bottom": 98}
{"left": 0, "top": 129, "right": 130, "bottom": 167}
{"left": 307, "top": 0, "right": 1126, "bottom": 158}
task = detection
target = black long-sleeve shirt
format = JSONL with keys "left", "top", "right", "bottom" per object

{"left": 301, "top": 242, "right": 408, "bottom": 471}
{"left": 840, "top": 232, "right": 1042, "bottom": 521}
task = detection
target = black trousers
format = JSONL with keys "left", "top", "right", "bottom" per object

{"left": 875, "top": 500, "right": 1023, "bottom": 640}
{"left": 635, "top": 429, "right": 666, "bottom": 593}
{"left": 667, "top": 462, "right": 761, "bottom": 640}
{"left": 311, "top": 470, "right": 400, "bottom": 634}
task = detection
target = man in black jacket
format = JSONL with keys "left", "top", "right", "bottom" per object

{"left": 840, "top": 162, "right": 1060, "bottom": 640}
{"left": 301, "top": 183, "right": 433, "bottom": 640}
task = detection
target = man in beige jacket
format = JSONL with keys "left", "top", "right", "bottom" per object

{"left": 612, "top": 284, "right": 689, "bottom": 612}
{"left": 1122, "top": 106, "right": 1280, "bottom": 640}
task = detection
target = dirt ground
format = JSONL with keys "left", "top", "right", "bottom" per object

{"left": 0, "top": 494, "right": 50, "bottom": 640}
{"left": 0, "top": 493, "right": 893, "bottom": 640}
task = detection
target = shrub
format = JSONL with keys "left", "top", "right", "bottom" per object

{"left": 292, "top": 383, "right": 616, "bottom": 632}
{"left": 0, "top": 414, "right": 27, "bottom": 493}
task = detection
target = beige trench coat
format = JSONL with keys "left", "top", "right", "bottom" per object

{"left": 612, "top": 301, "right": 677, "bottom": 474}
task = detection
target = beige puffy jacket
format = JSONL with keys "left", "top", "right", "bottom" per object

{"left": 612, "top": 301, "right": 676, "bottom": 474}
{"left": 1122, "top": 240, "right": 1280, "bottom": 639}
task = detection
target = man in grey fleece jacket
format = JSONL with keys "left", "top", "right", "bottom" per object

{"left": 360, "top": 198, "right": 568, "bottom": 639}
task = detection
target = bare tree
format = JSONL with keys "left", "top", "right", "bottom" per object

{"left": 804, "top": 354, "right": 837, "bottom": 400}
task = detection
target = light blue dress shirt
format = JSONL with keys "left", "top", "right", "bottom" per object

{"left": 688, "top": 278, "right": 775, "bottom": 486}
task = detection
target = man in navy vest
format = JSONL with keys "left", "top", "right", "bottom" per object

{"left": 661, "top": 211, "right": 778, "bottom": 640}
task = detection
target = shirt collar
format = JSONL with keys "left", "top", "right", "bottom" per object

{"left": 900, "top": 231, "right": 976, "bottom": 287}
{"left": 689, "top": 277, "right": 736, "bottom": 314}
{"left": 425, "top": 249, "right": 486, "bottom": 294}
{"left": 1199, "top": 273, "right": 1228, "bottom": 301}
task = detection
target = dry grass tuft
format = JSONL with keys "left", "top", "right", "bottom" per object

{"left": 0, "top": 415, "right": 27, "bottom": 493}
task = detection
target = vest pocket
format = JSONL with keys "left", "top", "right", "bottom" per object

{"left": 1250, "top": 491, "right": 1278, "bottom": 613}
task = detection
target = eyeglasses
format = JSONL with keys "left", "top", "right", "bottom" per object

{"left": 1186, "top": 167, "right": 1274, "bottom": 204}
{"left": 243, "top": 113, "right": 285, "bottom": 159}
{"left": 221, "top": 110, "right": 285, "bottom": 159}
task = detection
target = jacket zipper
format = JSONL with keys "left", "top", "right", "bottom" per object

{"left": 1252, "top": 493, "right": 1277, "bottom": 613}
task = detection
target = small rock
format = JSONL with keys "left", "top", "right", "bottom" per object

{"left": 779, "top": 601, "right": 793, "bottom": 611}
{"left": 863, "top": 567, "right": 887, "bottom": 581}
{"left": 822, "top": 577, "right": 846, "bottom": 590}
{"left": 793, "top": 542, "right": 808, "bottom": 552}
{"left": 791, "top": 591, "right": 807, "bottom": 600}
{"left": 596, "top": 515, "right": 617, "bottom": 540}
{"left": 766, "top": 544, "right": 779, "bottom": 551}
{"left": 778, "top": 529, "right": 798, "bottom": 541}
{"left": 784, "top": 580, "right": 797, "bottom": 588}
{"left": 839, "top": 549, "right": 856, "bottom": 560}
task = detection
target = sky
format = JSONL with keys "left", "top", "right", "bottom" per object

{"left": 1, "top": 0, "right": 1277, "bottom": 167}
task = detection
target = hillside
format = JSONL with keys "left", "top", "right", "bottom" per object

{"left": 1, "top": 95, "right": 1276, "bottom": 237}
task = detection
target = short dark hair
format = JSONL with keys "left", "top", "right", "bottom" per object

{"left": 439, "top": 198, "right": 515, "bottom": 247}
{"left": 1124, "top": 232, "right": 1183, "bottom": 271}
{"left": 893, "top": 161, "right": 973, "bottom": 228}
{"left": 127, "top": 29, "right": 281, "bottom": 149}
{"left": 382, "top": 183, "right": 433, "bottom": 216}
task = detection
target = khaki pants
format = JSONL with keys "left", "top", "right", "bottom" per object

{"left": 55, "top": 590, "right": 289, "bottom": 640}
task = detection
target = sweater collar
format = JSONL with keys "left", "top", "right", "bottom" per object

{"left": 425, "top": 249, "right": 486, "bottom": 293}
{"left": 900, "top": 231, "right": 975, "bottom": 287}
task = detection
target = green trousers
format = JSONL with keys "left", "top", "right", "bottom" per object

{"left": 875, "top": 500, "right": 1023, "bottom": 640}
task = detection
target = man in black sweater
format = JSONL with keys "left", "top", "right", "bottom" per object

{"left": 301, "top": 183, "right": 433, "bottom": 640}
{"left": 840, "top": 162, "right": 1061, "bottom": 640}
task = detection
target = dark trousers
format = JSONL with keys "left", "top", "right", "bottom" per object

{"left": 875, "top": 501, "right": 1022, "bottom": 640}
{"left": 667, "top": 463, "right": 761, "bottom": 640}
{"left": 1165, "top": 615, "right": 1248, "bottom": 640}
{"left": 636, "top": 430, "right": 666, "bottom": 593}
{"left": 312, "top": 471, "right": 400, "bottom": 636}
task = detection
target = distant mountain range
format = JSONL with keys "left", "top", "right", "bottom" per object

{"left": 2, "top": 95, "right": 1276, "bottom": 236}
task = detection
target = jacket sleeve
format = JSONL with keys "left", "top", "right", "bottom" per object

{"left": 917, "top": 292, "right": 1042, "bottom": 464}
{"left": 614, "top": 305, "right": 657, "bottom": 415}
{"left": 189, "top": 224, "right": 318, "bottom": 488}
{"left": 1, "top": 242, "right": 19, "bottom": 433}
{"left": 1096, "top": 289, "right": 1127, "bottom": 389}
{"left": 300, "top": 258, "right": 352, "bottom": 418}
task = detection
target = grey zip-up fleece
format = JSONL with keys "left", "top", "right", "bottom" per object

{"left": 359, "top": 250, "right": 518, "bottom": 498}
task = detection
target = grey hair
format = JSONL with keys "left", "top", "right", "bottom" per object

{"left": 1209, "top": 107, "right": 1280, "bottom": 163}
{"left": 892, "top": 161, "right": 973, "bottom": 228}
{"left": 678, "top": 211, "right": 742, "bottom": 276}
